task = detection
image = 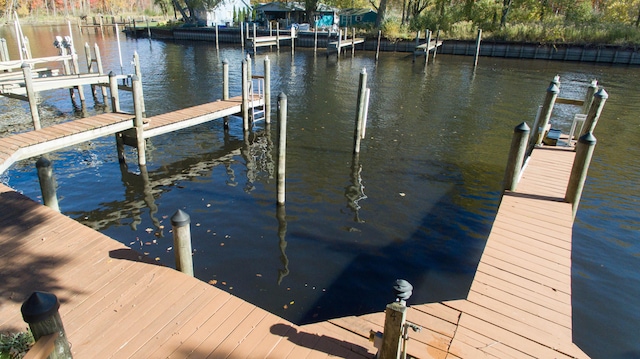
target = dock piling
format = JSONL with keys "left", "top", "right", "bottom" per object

{"left": 474, "top": 28, "right": 482, "bottom": 67}
{"left": 21, "top": 63, "right": 41, "bottom": 130}
{"left": 353, "top": 68, "right": 368, "bottom": 154}
{"left": 532, "top": 82, "right": 560, "bottom": 147}
{"left": 131, "top": 74, "right": 147, "bottom": 166}
{"left": 36, "top": 157, "right": 60, "bottom": 212}
{"left": 503, "top": 122, "right": 530, "bottom": 192}
{"left": 376, "top": 30, "right": 381, "bottom": 61}
{"left": 424, "top": 30, "right": 431, "bottom": 68}
{"left": 265, "top": 56, "right": 271, "bottom": 123}
{"left": 21, "top": 291, "right": 72, "bottom": 359}
{"left": 566, "top": 132, "right": 597, "bottom": 218}
{"left": 108, "top": 71, "right": 120, "bottom": 112}
{"left": 580, "top": 88, "right": 608, "bottom": 138}
{"left": 378, "top": 280, "right": 413, "bottom": 359}
{"left": 277, "top": 93, "right": 287, "bottom": 205}
{"left": 582, "top": 79, "right": 598, "bottom": 114}
{"left": 223, "top": 59, "right": 229, "bottom": 129}
{"left": 242, "top": 59, "right": 249, "bottom": 131}
{"left": 171, "top": 209, "right": 194, "bottom": 276}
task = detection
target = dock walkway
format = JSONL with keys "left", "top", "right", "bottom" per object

{"left": 0, "top": 95, "right": 261, "bottom": 175}
{"left": 0, "top": 142, "right": 590, "bottom": 357}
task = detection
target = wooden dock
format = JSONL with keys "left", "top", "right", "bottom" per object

{"left": 327, "top": 29, "right": 365, "bottom": 57}
{"left": 414, "top": 40, "right": 444, "bottom": 57}
{"left": 0, "top": 95, "right": 262, "bottom": 175}
{"left": 0, "top": 128, "right": 591, "bottom": 358}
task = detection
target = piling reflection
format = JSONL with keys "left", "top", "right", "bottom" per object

{"left": 344, "top": 153, "right": 367, "bottom": 223}
{"left": 276, "top": 203, "right": 289, "bottom": 285}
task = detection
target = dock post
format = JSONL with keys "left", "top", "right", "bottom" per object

{"left": 351, "top": 28, "right": 356, "bottom": 57}
{"left": 378, "top": 280, "right": 413, "bottom": 359}
{"left": 131, "top": 75, "right": 147, "bottom": 166}
{"left": 337, "top": 29, "right": 342, "bottom": 58}
{"left": 277, "top": 93, "right": 288, "bottom": 205}
{"left": 473, "top": 28, "right": 482, "bottom": 67}
{"left": 241, "top": 22, "right": 245, "bottom": 49}
{"left": 21, "top": 291, "right": 72, "bottom": 359}
{"left": 353, "top": 68, "right": 367, "bottom": 154}
{"left": 36, "top": 157, "right": 60, "bottom": 212}
{"left": 291, "top": 26, "right": 295, "bottom": 55}
{"left": 94, "top": 43, "right": 109, "bottom": 104}
{"left": 0, "top": 38, "right": 10, "bottom": 64}
{"left": 69, "top": 43, "right": 86, "bottom": 103}
{"left": 565, "top": 132, "right": 597, "bottom": 218}
{"left": 246, "top": 53, "right": 252, "bottom": 85}
{"left": 171, "top": 209, "right": 194, "bottom": 276}
{"left": 503, "top": 122, "right": 530, "bottom": 192}
{"left": 264, "top": 56, "right": 271, "bottom": 123}
{"left": 222, "top": 59, "right": 229, "bottom": 101}
{"left": 582, "top": 79, "right": 598, "bottom": 114}
{"left": 314, "top": 27, "right": 318, "bottom": 53}
{"left": 242, "top": 59, "right": 249, "bottom": 131}
{"left": 276, "top": 23, "right": 280, "bottom": 50}
{"left": 84, "top": 42, "right": 97, "bottom": 98}
{"left": 215, "top": 24, "right": 219, "bottom": 50}
{"left": 532, "top": 83, "right": 559, "bottom": 147}
{"left": 579, "top": 88, "right": 608, "bottom": 138}
{"left": 433, "top": 29, "right": 440, "bottom": 59}
{"left": 108, "top": 71, "right": 121, "bottom": 112}
{"left": 21, "top": 63, "right": 41, "bottom": 130}
{"left": 375, "top": 30, "right": 381, "bottom": 61}
{"left": 362, "top": 88, "right": 370, "bottom": 139}
{"left": 133, "top": 52, "right": 146, "bottom": 115}
{"left": 424, "top": 30, "right": 431, "bottom": 68}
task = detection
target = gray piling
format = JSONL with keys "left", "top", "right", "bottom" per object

{"left": 474, "top": 28, "right": 482, "bottom": 67}
{"left": 532, "top": 83, "right": 560, "bottom": 147}
{"left": 264, "top": 56, "right": 271, "bottom": 123}
{"left": 580, "top": 88, "right": 609, "bottom": 138}
{"left": 565, "top": 132, "right": 597, "bottom": 218}
{"left": 171, "top": 209, "right": 194, "bottom": 276}
{"left": 241, "top": 59, "right": 249, "bottom": 131}
{"left": 36, "top": 157, "right": 60, "bottom": 212}
{"left": 503, "top": 122, "right": 530, "bottom": 192}
{"left": 21, "top": 63, "right": 41, "bottom": 130}
{"left": 21, "top": 292, "right": 72, "bottom": 359}
{"left": 108, "top": 71, "right": 120, "bottom": 112}
{"left": 375, "top": 30, "right": 381, "bottom": 61}
{"left": 131, "top": 74, "right": 146, "bottom": 166}
{"left": 277, "top": 93, "right": 288, "bottom": 205}
{"left": 353, "top": 68, "right": 367, "bottom": 154}
{"left": 378, "top": 280, "right": 413, "bottom": 359}
{"left": 424, "top": 30, "right": 431, "bottom": 68}
{"left": 582, "top": 79, "right": 598, "bottom": 115}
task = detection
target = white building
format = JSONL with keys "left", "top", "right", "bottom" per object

{"left": 195, "top": 0, "right": 252, "bottom": 26}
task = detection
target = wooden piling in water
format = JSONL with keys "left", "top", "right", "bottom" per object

{"left": 503, "top": 122, "right": 530, "bottom": 192}
{"left": 566, "top": 132, "right": 597, "bottom": 218}
{"left": 264, "top": 56, "right": 271, "bottom": 123}
{"left": 21, "top": 63, "right": 41, "bottom": 130}
{"left": 215, "top": 24, "right": 219, "bottom": 50}
{"left": 353, "top": 68, "right": 367, "bottom": 154}
{"left": 21, "top": 292, "right": 72, "bottom": 359}
{"left": 376, "top": 30, "right": 381, "bottom": 61}
{"left": 131, "top": 75, "right": 147, "bottom": 166}
{"left": 242, "top": 59, "right": 249, "bottom": 131}
{"left": 582, "top": 79, "right": 598, "bottom": 114}
{"left": 314, "top": 27, "right": 318, "bottom": 53}
{"left": 108, "top": 71, "right": 120, "bottom": 112}
{"left": 171, "top": 209, "right": 194, "bottom": 276}
{"left": 36, "top": 157, "right": 60, "bottom": 212}
{"left": 532, "top": 82, "right": 559, "bottom": 147}
{"left": 474, "top": 28, "right": 482, "bottom": 67}
{"left": 94, "top": 44, "right": 109, "bottom": 104}
{"left": 433, "top": 29, "right": 440, "bottom": 59}
{"left": 277, "top": 93, "right": 288, "bottom": 205}
{"left": 580, "top": 88, "right": 608, "bottom": 138}
{"left": 424, "top": 30, "right": 431, "bottom": 68}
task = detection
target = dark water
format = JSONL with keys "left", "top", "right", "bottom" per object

{"left": 1, "top": 25, "right": 639, "bottom": 359}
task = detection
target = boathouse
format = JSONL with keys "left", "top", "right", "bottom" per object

{"left": 338, "top": 8, "right": 377, "bottom": 27}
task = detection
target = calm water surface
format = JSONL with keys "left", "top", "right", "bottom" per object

{"left": 0, "top": 25, "right": 638, "bottom": 359}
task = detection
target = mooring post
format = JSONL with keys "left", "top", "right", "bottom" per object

{"left": 579, "top": 88, "right": 609, "bottom": 138}
{"left": 433, "top": 29, "right": 440, "bottom": 59}
{"left": 21, "top": 63, "right": 41, "bottom": 130}
{"left": 171, "top": 209, "right": 194, "bottom": 276}
{"left": 222, "top": 59, "right": 230, "bottom": 130}
{"left": 0, "top": 38, "right": 10, "bottom": 63}
{"left": 241, "top": 59, "right": 249, "bottom": 131}
{"left": 473, "top": 28, "right": 482, "bottom": 67}
{"left": 246, "top": 53, "right": 252, "bottom": 85}
{"left": 351, "top": 27, "right": 355, "bottom": 57}
{"left": 21, "top": 291, "right": 72, "bottom": 359}
{"left": 264, "top": 56, "right": 271, "bottom": 123}
{"left": 314, "top": 27, "right": 318, "bottom": 53}
{"left": 353, "top": 68, "right": 367, "bottom": 154}
{"left": 240, "top": 22, "right": 245, "bottom": 49}
{"left": 36, "top": 157, "right": 60, "bottom": 212}
{"left": 133, "top": 51, "right": 146, "bottom": 115}
{"left": 131, "top": 74, "right": 146, "bottom": 166}
{"left": 276, "top": 22, "right": 280, "bottom": 50}
{"left": 84, "top": 42, "right": 97, "bottom": 98}
{"left": 565, "top": 132, "right": 597, "bottom": 218}
{"left": 69, "top": 43, "right": 86, "bottom": 103}
{"left": 215, "top": 24, "right": 219, "bottom": 50}
{"left": 375, "top": 30, "right": 381, "bottom": 61}
{"left": 379, "top": 280, "right": 413, "bottom": 359}
{"left": 277, "top": 93, "right": 288, "bottom": 205}
{"left": 582, "top": 79, "right": 598, "bottom": 114}
{"left": 337, "top": 29, "right": 342, "bottom": 58}
{"left": 290, "top": 26, "right": 295, "bottom": 55}
{"left": 503, "top": 122, "right": 530, "bottom": 192}
{"left": 94, "top": 43, "right": 109, "bottom": 104}
{"left": 532, "top": 82, "right": 560, "bottom": 147}
{"left": 361, "top": 88, "right": 370, "bottom": 139}
{"left": 424, "top": 30, "right": 431, "bottom": 68}
{"left": 108, "top": 71, "right": 120, "bottom": 112}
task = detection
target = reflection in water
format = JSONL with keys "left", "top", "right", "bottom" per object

{"left": 276, "top": 204, "right": 289, "bottom": 285}
{"left": 344, "top": 153, "right": 367, "bottom": 223}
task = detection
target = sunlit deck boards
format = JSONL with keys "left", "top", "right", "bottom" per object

{"left": 0, "top": 112, "right": 135, "bottom": 174}
{"left": 142, "top": 95, "right": 262, "bottom": 139}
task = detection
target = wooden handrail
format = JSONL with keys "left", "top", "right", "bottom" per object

{"left": 23, "top": 332, "right": 59, "bottom": 359}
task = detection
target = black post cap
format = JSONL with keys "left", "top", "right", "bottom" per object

{"left": 21, "top": 291, "right": 60, "bottom": 324}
